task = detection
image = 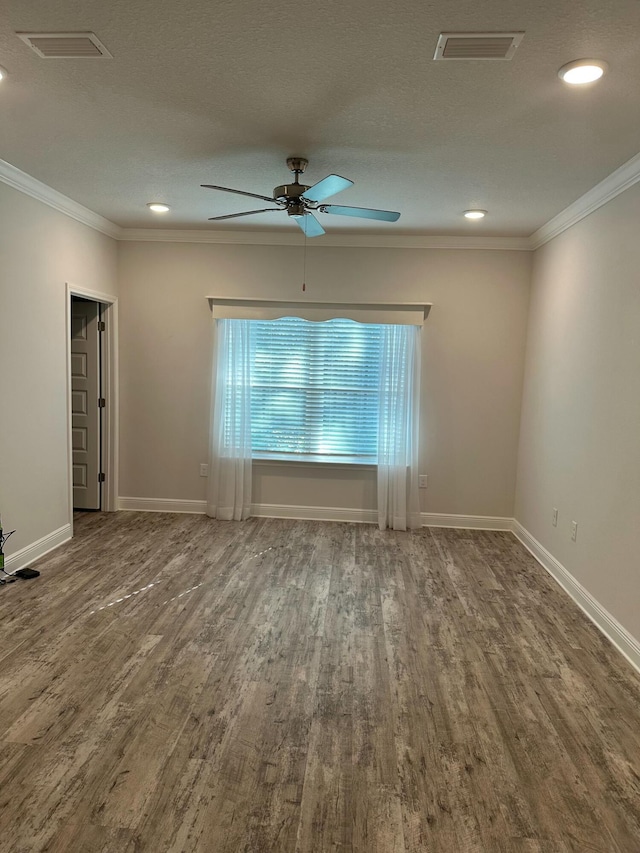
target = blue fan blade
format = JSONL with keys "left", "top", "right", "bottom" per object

{"left": 208, "top": 208, "right": 281, "bottom": 221}
{"left": 292, "top": 212, "right": 325, "bottom": 237}
{"left": 320, "top": 204, "right": 400, "bottom": 222}
{"left": 301, "top": 174, "right": 353, "bottom": 203}
{"left": 201, "top": 184, "right": 276, "bottom": 203}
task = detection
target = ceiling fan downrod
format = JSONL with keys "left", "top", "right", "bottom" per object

{"left": 286, "top": 157, "right": 308, "bottom": 184}
{"left": 274, "top": 157, "right": 310, "bottom": 208}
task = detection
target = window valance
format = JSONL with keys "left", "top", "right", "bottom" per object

{"left": 207, "top": 297, "right": 431, "bottom": 326}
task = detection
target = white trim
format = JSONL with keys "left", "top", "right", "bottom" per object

{"left": 101, "top": 298, "right": 119, "bottom": 514}
{"left": 66, "top": 284, "right": 120, "bottom": 527}
{"left": 512, "top": 521, "right": 640, "bottom": 675}
{"left": 116, "top": 498, "right": 512, "bottom": 529}
{"left": 208, "top": 297, "right": 431, "bottom": 325}
{"left": 119, "top": 229, "right": 531, "bottom": 250}
{"left": 4, "top": 151, "right": 640, "bottom": 252}
{"left": 118, "top": 498, "right": 376, "bottom": 522}
{"left": 0, "top": 167, "right": 531, "bottom": 248}
{"left": 118, "top": 497, "right": 208, "bottom": 514}
{"left": 0, "top": 158, "right": 122, "bottom": 240}
{"left": 530, "top": 151, "right": 640, "bottom": 249}
{"left": 2, "top": 524, "right": 72, "bottom": 574}
{"left": 253, "top": 456, "right": 375, "bottom": 468}
{"left": 66, "top": 285, "right": 118, "bottom": 303}
{"left": 421, "top": 513, "right": 512, "bottom": 529}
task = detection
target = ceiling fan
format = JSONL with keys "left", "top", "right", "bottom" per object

{"left": 202, "top": 157, "right": 400, "bottom": 237}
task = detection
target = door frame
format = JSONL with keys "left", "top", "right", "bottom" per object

{"left": 65, "top": 283, "right": 119, "bottom": 527}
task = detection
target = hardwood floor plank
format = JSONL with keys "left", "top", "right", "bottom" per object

{"left": 0, "top": 513, "right": 637, "bottom": 852}
{"left": 297, "top": 525, "right": 406, "bottom": 853}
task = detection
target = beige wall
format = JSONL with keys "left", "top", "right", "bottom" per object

{"left": 0, "top": 183, "right": 118, "bottom": 556}
{"left": 515, "top": 182, "right": 640, "bottom": 641}
{"left": 118, "top": 241, "right": 531, "bottom": 516}
{"left": 4, "top": 168, "right": 637, "bottom": 652}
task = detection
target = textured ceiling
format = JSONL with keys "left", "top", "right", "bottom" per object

{"left": 1, "top": 0, "right": 640, "bottom": 236}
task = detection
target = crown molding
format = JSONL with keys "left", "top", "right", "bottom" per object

{"left": 0, "top": 162, "right": 527, "bottom": 248}
{"left": 0, "top": 158, "right": 122, "bottom": 240}
{"left": 118, "top": 228, "right": 531, "bottom": 250}
{"left": 5, "top": 149, "right": 640, "bottom": 252}
{"left": 530, "top": 151, "right": 640, "bottom": 250}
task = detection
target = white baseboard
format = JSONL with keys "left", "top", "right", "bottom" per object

{"left": 118, "top": 497, "right": 378, "bottom": 523}
{"left": 3, "top": 524, "right": 72, "bottom": 574}
{"left": 118, "top": 497, "right": 207, "bottom": 514}
{"left": 422, "top": 513, "right": 512, "bottom": 530}
{"left": 512, "top": 520, "right": 640, "bottom": 675}
{"left": 117, "top": 498, "right": 513, "bottom": 529}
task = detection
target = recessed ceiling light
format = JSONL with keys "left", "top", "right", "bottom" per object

{"left": 464, "top": 209, "right": 486, "bottom": 220}
{"left": 0, "top": 65, "right": 8, "bottom": 81}
{"left": 147, "top": 202, "right": 170, "bottom": 213}
{"left": 558, "top": 59, "right": 608, "bottom": 85}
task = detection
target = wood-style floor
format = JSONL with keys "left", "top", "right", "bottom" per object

{"left": 0, "top": 513, "right": 638, "bottom": 852}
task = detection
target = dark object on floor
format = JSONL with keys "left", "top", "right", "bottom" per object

{"left": 14, "top": 568, "right": 40, "bottom": 580}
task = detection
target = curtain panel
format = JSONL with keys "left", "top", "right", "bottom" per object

{"left": 377, "top": 324, "right": 421, "bottom": 531}
{"left": 207, "top": 319, "right": 253, "bottom": 520}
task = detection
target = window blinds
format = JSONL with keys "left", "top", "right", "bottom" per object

{"left": 249, "top": 317, "right": 384, "bottom": 460}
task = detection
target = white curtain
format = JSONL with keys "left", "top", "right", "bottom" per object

{"left": 377, "top": 324, "right": 421, "bottom": 531}
{"left": 207, "top": 319, "right": 252, "bottom": 520}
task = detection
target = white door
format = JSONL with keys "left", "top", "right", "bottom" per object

{"left": 71, "top": 298, "right": 102, "bottom": 509}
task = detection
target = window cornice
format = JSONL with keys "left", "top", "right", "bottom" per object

{"left": 207, "top": 297, "right": 431, "bottom": 326}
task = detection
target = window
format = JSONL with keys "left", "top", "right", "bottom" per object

{"left": 229, "top": 317, "right": 385, "bottom": 462}
{"left": 211, "top": 305, "right": 424, "bottom": 526}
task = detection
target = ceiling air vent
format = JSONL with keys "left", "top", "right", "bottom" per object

{"left": 16, "top": 32, "right": 112, "bottom": 59}
{"left": 434, "top": 32, "right": 524, "bottom": 61}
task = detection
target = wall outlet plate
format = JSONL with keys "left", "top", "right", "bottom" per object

{"left": 571, "top": 520, "right": 578, "bottom": 541}
{"left": 419, "top": 475, "right": 428, "bottom": 489}
{"left": 552, "top": 507, "right": 558, "bottom": 527}
{"left": 199, "top": 463, "right": 209, "bottom": 477}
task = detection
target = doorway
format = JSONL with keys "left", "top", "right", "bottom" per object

{"left": 71, "top": 296, "right": 103, "bottom": 510}
{"left": 66, "top": 284, "right": 118, "bottom": 525}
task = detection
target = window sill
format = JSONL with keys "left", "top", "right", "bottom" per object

{"left": 252, "top": 454, "right": 376, "bottom": 470}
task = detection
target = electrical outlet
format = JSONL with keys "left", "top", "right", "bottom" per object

{"left": 199, "top": 463, "right": 209, "bottom": 477}
{"left": 552, "top": 508, "right": 558, "bottom": 527}
{"left": 419, "top": 475, "right": 428, "bottom": 489}
{"left": 571, "top": 520, "right": 578, "bottom": 542}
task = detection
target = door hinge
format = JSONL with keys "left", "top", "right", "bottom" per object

{"left": 98, "top": 321, "right": 106, "bottom": 332}
{"left": 98, "top": 398, "right": 106, "bottom": 408}
{"left": 98, "top": 473, "right": 106, "bottom": 483}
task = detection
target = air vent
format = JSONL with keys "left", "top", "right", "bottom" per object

{"left": 434, "top": 32, "right": 524, "bottom": 61}
{"left": 16, "top": 32, "right": 112, "bottom": 59}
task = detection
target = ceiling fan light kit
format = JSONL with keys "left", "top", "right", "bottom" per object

{"left": 202, "top": 157, "right": 400, "bottom": 237}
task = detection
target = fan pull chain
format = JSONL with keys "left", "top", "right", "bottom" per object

{"left": 302, "top": 225, "right": 307, "bottom": 292}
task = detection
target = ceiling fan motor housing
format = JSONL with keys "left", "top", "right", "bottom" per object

{"left": 287, "top": 202, "right": 306, "bottom": 217}
{"left": 273, "top": 183, "right": 311, "bottom": 203}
